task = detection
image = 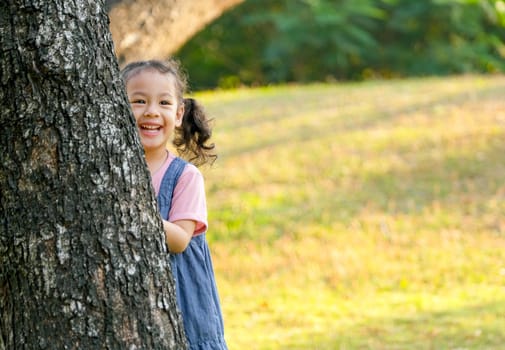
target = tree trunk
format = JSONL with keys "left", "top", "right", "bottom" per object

{"left": 108, "top": 0, "right": 245, "bottom": 65}
{"left": 0, "top": 1, "right": 187, "bottom": 349}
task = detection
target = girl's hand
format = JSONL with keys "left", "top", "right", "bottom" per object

{"left": 162, "top": 219, "right": 195, "bottom": 253}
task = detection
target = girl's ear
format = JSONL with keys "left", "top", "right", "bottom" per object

{"left": 175, "top": 104, "right": 184, "bottom": 127}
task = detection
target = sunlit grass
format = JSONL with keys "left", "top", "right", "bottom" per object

{"left": 195, "top": 75, "right": 505, "bottom": 349}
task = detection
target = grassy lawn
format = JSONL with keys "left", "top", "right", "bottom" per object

{"left": 195, "top": 75, "right": 505, "bottom": 349}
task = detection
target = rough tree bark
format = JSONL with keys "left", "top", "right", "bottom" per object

{"left": 0, "top": 1, "right": 187, "bottom": 349}
{"left": 107, "top": 0, "right": 245, "bottom": 65}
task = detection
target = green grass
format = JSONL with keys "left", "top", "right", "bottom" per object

{"left": 194, "top": 75, "right": 505, "bottom": 349}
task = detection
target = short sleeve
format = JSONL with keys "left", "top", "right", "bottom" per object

{"left": 168, "top": 164, "right": 208, "bottom": 235}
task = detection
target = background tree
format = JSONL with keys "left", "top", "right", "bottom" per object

{"left": 0, "top": 1, "right": 188, "bottom": 348}
{"left": 175, "top": 0, "right": 505, "bottom": 89}
{"left": 107, "top": 0, "right": 245, "bottom": 65}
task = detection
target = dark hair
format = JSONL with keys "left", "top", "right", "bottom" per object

{"left": 121, "top": 59, "right": 216, "bottom": 166}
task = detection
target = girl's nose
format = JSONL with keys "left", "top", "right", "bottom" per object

{"left": 144, "top": 103, "right": 160, "bottom": 117}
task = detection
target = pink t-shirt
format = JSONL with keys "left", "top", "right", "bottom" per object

{"left": 151, "top": 153, "right": 208, "bottom": 235}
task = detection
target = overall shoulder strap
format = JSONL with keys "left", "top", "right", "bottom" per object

{"left": 157, "top": 157, "right": 187, "bottom": 220}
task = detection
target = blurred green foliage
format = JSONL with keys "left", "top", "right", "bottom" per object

{"left": 176, "top": 0, "right": 505, "bottom": 89}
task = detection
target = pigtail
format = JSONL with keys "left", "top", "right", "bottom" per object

{"left": 174, "top": 98, "right": 217, "bottom": 167}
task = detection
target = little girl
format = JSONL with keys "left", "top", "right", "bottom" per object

{"left": 121, "top": 59, "right": 227, "bottom": 350}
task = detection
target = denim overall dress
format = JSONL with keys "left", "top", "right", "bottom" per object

{"left": 157, "top": 157, "right": 228, "bottom": 350}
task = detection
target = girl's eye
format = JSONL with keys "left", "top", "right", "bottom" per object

{"left": 160, "top": 100, "right": 172, "bottom": 106}
{"left": 131, "top": 99, "right": 146, "bottom": 104}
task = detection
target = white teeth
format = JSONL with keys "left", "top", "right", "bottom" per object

{"left": 141, "top": 125, "right": 160, "bottom": 130}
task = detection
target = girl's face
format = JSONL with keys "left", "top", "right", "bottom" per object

{"left": 126, "top": 69, "right": 184, "bottom": 155}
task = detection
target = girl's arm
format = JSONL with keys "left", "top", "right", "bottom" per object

{"left": 163, "top": 219, "right": 195, "bottom": 253}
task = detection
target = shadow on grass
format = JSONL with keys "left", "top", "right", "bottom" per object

{"left": 335, "top": 133, "right": 505, "bottom": 220}
{"left": 210, "top": 133, "right": 504, "bottom": 242}
{"left": 278, "top": 300, "right": 505, "bottom": 350}
{"left": 216, "top": 78, "right": 505, "bottom": 159}
{"left": 206, "top": 76, "right": 505, "bottom": 243}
